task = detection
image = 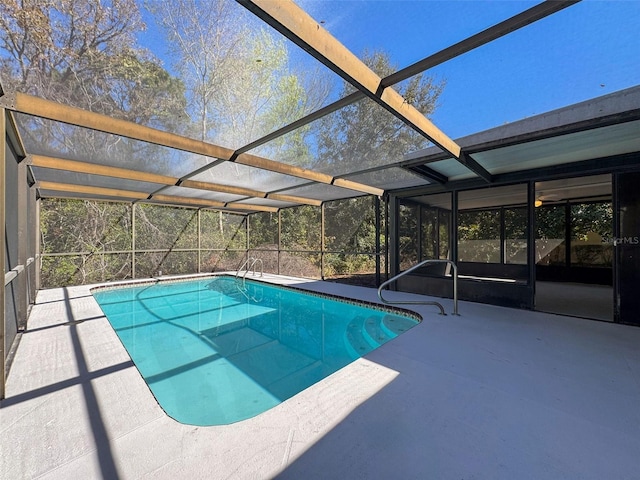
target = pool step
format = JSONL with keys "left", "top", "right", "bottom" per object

{"left": 363, "top": 315, "right": 394, "bottom": 346}
{"left": 381, "top": 314, "right": 417, "bottom": 337}
{"left": 345, "top": 315, "right": 391, "bottom": 358}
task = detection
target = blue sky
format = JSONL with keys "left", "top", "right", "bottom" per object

{"left": 297, "top": 0, "right": 640, "bottom": 138}
{"left": 140, "top": 1, "right": 640, "bottom": 140}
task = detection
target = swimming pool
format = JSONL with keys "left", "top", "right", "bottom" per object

{"left": 92, "top": 275, "right": 420, "bottom": 425}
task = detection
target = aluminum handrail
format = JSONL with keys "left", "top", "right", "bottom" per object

{"left": 235, "top": 257, "right": 254, "bottom": 279}
{"left": 378, "top": 259, "right": 459, "bottom": 316}
{"left": 242, "top": 257, "right": 263, "bottom": 284}
{"left": 252, "top": 258, "right": 263, "bottom": 278}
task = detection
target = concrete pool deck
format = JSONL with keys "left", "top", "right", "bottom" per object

{"left": 2, "top": 273, "right": 640, "bottom": 479}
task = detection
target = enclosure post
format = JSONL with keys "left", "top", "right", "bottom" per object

{"left": 564, "top": 200, "right": 571, "bottom": 266}
{"left": 246, "top": 213, "right": 250, "bottom": 264}
{"left": 131, "top": 203, "right": 136, "bottom": 279}
{"left": 17, "top": 156, "right": 28, "bottom": 329}
{"left": 384, "top": 195, "right": 389, "bottom": 282}
{"left": 277, "top": 210, "right": 281, "bottom": 275}
{"left": 197, "top": 209, "right": 201, "bottom": 273}
{"left": 35, "top": 198, "right": 41, "bottom": 291}
{"left": 451, "top": 190, "right": 458, "bottom": 266}
{"left": 1, "top": 108, "right": 6, "bottom": 399}
{"left": 388, "top": 194, "right": 397, "bottom": 282}
{"left": 499, "top": 207, "right": 506, "bottom": 265}
{"left": 375, "top": 196, "right": 381, "bottom": 287}
{"left": 321, "top": 202, "right": 325, "bottom": 280}
{"left": 527, "top": 181, "right": 536, "bottom": 310}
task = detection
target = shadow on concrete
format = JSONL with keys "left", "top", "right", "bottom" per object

{"left": 62, "top": 287, "right": 123, "bottom": 480}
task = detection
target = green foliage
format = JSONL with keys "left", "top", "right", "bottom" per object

{"left": 41, "top": 198, "right": 131, "bottom": 253}
{"left": 39, "top": 197, "right": 389, "bottom": 286}
{"left": 200, "top": 211, "right": 247, "bottom": 250}
{"left": 535, "top": 205, "right": 565, "bottom": 239}
{"left": 0, "top": 0, "right": 186, "bottom": 124}
{"left": 39, "top": 198, "right": 254, "bottom": 286}
{"left": 248, "top": 212, "right": 278, "bottom": 249}
{"left": 570, "top": 203, "right": 613, "bottom": 240}
{"left": 323, "top": 197, "right": 379, "bottom": 276}
{"left": 150, "top": 0, "right": 328, "bottom": 159}
{"left": 316, "top": 51, "right": 444, "bottom": 174}
{"left": 0, "top": 0, "right": 187, "bottom": 176}
{"left": 136, "top": 251, "right": 198, "bottom": 278}
{"left": 398, "top": 203, "right": 418, "bottom": 269}
{"left": 281, "top": 206, "right": 321, "bottom": 251}
{"left": 135, "top": 204, "right": 198, "bottom": 250}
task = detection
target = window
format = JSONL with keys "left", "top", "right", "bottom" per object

{"left": 398, "top": 203, "right": 418, "bottom": 270}
{"left": 505, "top": 207, "right": 527, "bottom": 264}
{"left": 535, "top": 205, "right": 566, "bottom": 266}
{"left": 457, "top": 184, "right": 527, "bottom": 264}
{"left": 458, "top": 210, "right": 501, "bottom": 263}
{"left": 570, "top": 202, "right": 613, "bottom": 267}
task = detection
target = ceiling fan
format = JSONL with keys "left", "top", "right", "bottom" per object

{"left": 534, "top": 193, "right": 560, "bottom": 207}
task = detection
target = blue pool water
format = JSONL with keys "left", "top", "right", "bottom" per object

{"left": 92, "top": 276, "right": 420, "bottom": 426}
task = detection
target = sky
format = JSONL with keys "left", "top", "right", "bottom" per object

{"left": 140, "top": 0, "right": 640, "bottom": 141}
{"left": 297, "top": 0, "right": 640, "bottom": 138}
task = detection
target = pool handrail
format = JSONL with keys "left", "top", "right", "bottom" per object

{"left": 235, "top": 257, "right": 253, "bottom": 280}
{"left": 242, "top": 257, "right": 263, "bottom": 284}
{"left": 252, "top": 258, "right": 264, "bottom": 278}
{"left": 378, "top": 259, "right": 459, "bottom": 316}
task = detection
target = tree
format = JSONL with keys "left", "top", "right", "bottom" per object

{"left": 0, "top": 0, "right": 186, "bottom": 173}
{"left": 149, "top": 0, "right": 328, "bottom": 149}
{"left": 316, "top": 51, "right": 445, "bottom": 176}
{"left": 316, "top": 52, "right": 445, "bottom": 277}
{"left": 1, "top": 1, "right": 191, "bottom": 286}
{"left": 40, "top": 198, "right": 133, "bottom": 286}
{"left": 0, "top": 0, "right": 185, "bottom": 124}
{"left": 147, "top": 0, "right": 241, "bottom": 142}
{"left": 324, "top": 196, "right": 381, "bottom": 278}
{"left": 150, "top": 0, "right": 330, "bottom": 238}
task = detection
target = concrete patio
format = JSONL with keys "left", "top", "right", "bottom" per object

{"left": 1, "top": 274, "right": 639, "bottom": 479}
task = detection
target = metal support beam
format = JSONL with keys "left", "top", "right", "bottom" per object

{"left": 234, "top": 1, "right": 579, "bottom": 171}
{"left": 236, "top": 92, "right": 363, "bottom": 155}
{"left": 221, "top": 202, "right": 278, "bottom": 213}
{"left": 381, "top": 1, "right": 581, "bottom": 87}
{"left": 404, "top": 164, "right": 448, "bottom": 185}
{"left": 277, "top": 209, "right": 282, "bottom": 275}
{"left": 0, "top": 108, "right": 5, "bottom": 399}
{"left": 0, "top": 92, "right": 233, "bottom": 160}
{"left": 451, "top": 190, "right": 459, "bottom": 265}
{"left": 0, "top": 92, "right": 383, "bottom": 198}
{"left": 34, "top": 199, "right": 40, "bottom": 290}
{"left": 30, "top": 154, "right": 178, "bottom": 185}
{"left": 527, "top": 181, "right": 536, "bottom": 309}
{"left": 29, "top": 154, "right": 323, "bottom": 206}
{"left": 131, "top": 203, "right": 136, "bottom": 279}
{"left": 17, "top": 159, "right": 28, "bottom": 329}
{"left": 38, "top": 181, "right": 149, "bottom": 201}
{"left": 459, "top": 151, "right": 494, "bottom": 183}
{"left": 197, "top": 210, "right": 202, "bottom": 274}
{"left": 267, "top": 193, "right": 321, "bottom": 207}
{"left": 36, "top": 181, "right": 278, "bottom": 213}
{"left": 332, "top": 178, "right": 385, "bottom": 196}
{"left": 237, "top": 0, "right": 461, "bottom": 159}
{"left": 375, "top": 196, "right": 381, "bottom": 287}
{"left": 320, "top": 202, "right": 325, "bottom": 280}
